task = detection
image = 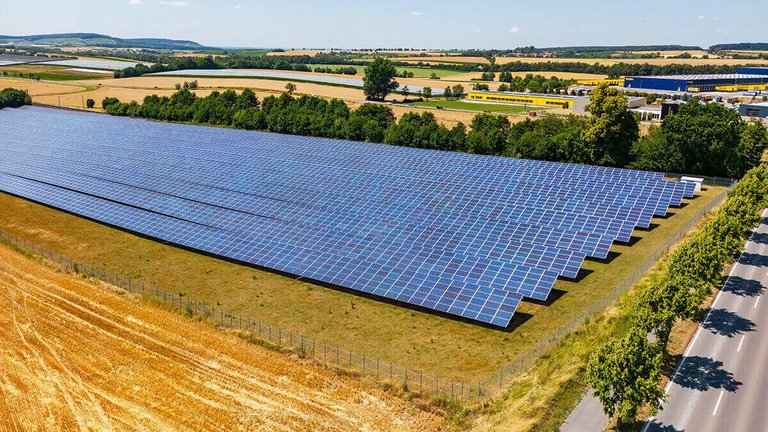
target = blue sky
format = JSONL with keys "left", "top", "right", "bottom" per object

{"left": 1, "top": 0, "right": 765, "bottom": 49}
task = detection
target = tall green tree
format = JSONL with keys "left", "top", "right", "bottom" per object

{"left": 661, "top": 102, "right": 743, "bottom": 177}
{"left": 738, "top": 122, "right": 768, "bottom": 175}
{"left": 467, "top": 113, "right": 509, "bottom": 155}
{"left": 362, "top": 57, "right": 399, "bottom": 101}
{"left": 587, "top": 330, "right": 666, "bottom": 427}
{"left": 581, "top": 83, "right": 639, "bottom": 167}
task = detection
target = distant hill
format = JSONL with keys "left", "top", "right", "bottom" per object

{"left": 0, "top": 33, "right": 210, "bottom": 50}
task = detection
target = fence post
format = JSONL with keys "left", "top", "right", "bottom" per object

{"left": 499, "top": 367, "right": 503, "bottom": 390}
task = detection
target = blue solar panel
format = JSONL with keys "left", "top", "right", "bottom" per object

{"left": 0, "top": 106, "right": 696, "bottom": 327}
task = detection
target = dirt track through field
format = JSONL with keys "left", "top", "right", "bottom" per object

{"left": 0, "top": 244, "right": 444, "bottom": 431}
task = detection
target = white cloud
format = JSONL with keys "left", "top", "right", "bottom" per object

{"left": 158, "top": 1, "right": 189, "bottom": 6}
{"left": 473, "top": 28, "right": 481, "bottom": 33}
{"left": 129, "top": 0, "right": 141, "bottom": 4}
{"left": 233, "top": 4, "right": 240, "bottom": 8}
{"left": 697, "top": 15, "right": 704, "bottom": 20}
{"left": 509, "top": 26, "right": 520, "bottom": 34}
{"left": 714, "top": 16, "right": 720, "bottom": 21}
{"left": 716, "top": 28, "right": 731, "bottom": 34}
{"left": 410, "top": 11, "right": 423, "bottom": 16}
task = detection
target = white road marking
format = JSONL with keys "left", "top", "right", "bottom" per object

{"left": 713, "top": 390, "right": 724, "bottom": 416}
{"left": 738, "top": 335, "right": 746, "bottom": 352}
{"left": 756, "top": 297, "right": 761, "bottom": 309}
{"left": 641, "top": 209, "right": 768, "bottom": 432}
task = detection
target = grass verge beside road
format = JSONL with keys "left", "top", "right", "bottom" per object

{"left": 414, "top": 100, "right": 538, "bottom": 114}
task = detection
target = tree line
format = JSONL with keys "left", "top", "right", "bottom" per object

{"left": 497, "top": 72, "right": 575, "bottom": 93}
{"left": 587, "top": 164, "right": 768, "bottom": 427}
{"left": 492, "top": 61, "right": 745, "bottom": 78}
{"left": 100, "top": 82, "right": 768, "bottom": 179}
{"left": 631, "top": 102, "right": 768, "bottom": 178}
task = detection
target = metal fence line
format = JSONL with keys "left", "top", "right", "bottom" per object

{"left": 0, "top": 179, "right": 730, "bottom": 405}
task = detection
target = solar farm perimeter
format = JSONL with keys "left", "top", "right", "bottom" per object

{"left": 0, "top": 106, "right": 724, "bottom": 382}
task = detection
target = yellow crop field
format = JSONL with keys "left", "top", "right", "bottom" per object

{"left": 0, "top": 241, "right": 444, "bottom": 431}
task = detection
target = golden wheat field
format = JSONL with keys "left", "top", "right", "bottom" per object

{"left": 0, "top": 242, "right": 445, "bottom": 432}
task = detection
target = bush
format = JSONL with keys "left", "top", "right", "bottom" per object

{"left": 0, "top": 88, "right": 32, "bottom": 108}
{"left": 102, "top": 97, "right": 120, "bottom": 110}
{"left": 86, "top": 98, "right": 95, "bottom": 109}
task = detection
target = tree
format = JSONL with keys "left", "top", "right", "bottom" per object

{"left": 235, "top": 88, "right": 259, "bottom": 110}
{"left": 467, "top": 113, "right": 509, "bottom": 155}
{"left": 451, "top": 84, "right": 465, "bottom": 98}
{"left": 285, "top": 82, "right": 297, "bottom": 96}
{"left": 473, "top": 83, "right": 489, "bottom": 91}
{"left": 587, "top": 330, "right": 666, "bottom": 427}
{"left": 660, "top": 102, "right": 745, "bottom": 177}
{"left": 400, "top": 85, "right": 410, "bottom": 97}
{"left": 429, "top": 72, "right": 440, "bottom": 80}
{"left": 443, "top": 86, "right": 453, "bottom": 99}
{"left": 86, "top": 98, "right": 95, "bottom": 109}
{"left": 738, "top": 123, "right": 768, "bottom": 176}
{"left": 362, "top": 57, "right": 399, "bottom": 101}
{"left": 422, "top": 86, "right": 432, "bottom": 100}
{"left": 581, "top": 83, "right": 639, "bottom": 167}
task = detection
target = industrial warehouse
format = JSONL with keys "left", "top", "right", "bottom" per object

{"left": 624, "top": 67, "right": 768, "bottom": 92}
{"left": 465, "top": 90, "right": 645, "bottom": 114}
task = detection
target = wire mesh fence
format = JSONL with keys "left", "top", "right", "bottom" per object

{"left": 0, "top": 186, "right": 729, "bottom": 405}
{"left": 663, "top": 173, "right": 736, "bottom": 188}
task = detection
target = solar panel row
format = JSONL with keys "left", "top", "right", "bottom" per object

{"left": 0, "top": 106, "right": 696, "bottom": 326}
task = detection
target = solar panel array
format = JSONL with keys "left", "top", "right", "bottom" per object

{"left": 0, "top": 106, "right": 695, "bottom": 327}
{"left": 37, "top": 58, "right": 152, "bottom": 71}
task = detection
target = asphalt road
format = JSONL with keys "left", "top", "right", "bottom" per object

{"left": 643, "top": 210, "right": 768, "bottom": 432}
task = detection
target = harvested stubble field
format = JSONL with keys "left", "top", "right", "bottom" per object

{"left": 0, "top": 241, "right": 445, "bottom": 432}
{"left": 0, "top": 77, "right": 89, "bottom": 97}
{"left": 0, "top": 181, "right": 726, "bottom": 385}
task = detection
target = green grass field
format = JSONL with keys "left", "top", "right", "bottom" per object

{"left": 414, "top": 100, "right": 536, "bottom": 114}
{"left": 307, "top": 64, "right": 462, "bottom": 78}
{"left": 0, "top": 185, "right": 725, "bottom": 383}
{"left": 36, "top": 71, "right": 103, "bottom": 81}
